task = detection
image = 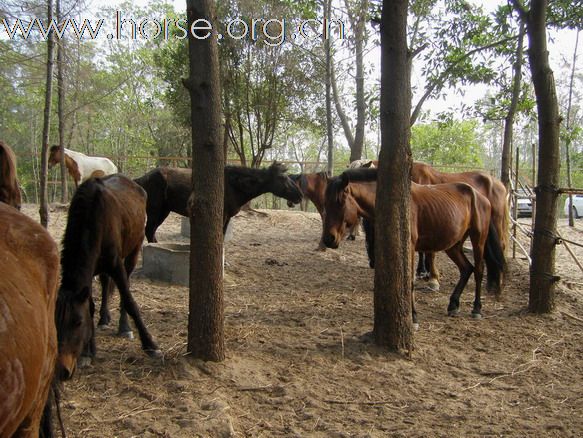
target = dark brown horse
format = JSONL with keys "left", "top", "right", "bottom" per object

{"left": 323, "top": 168, "right": 505, "bottom": 319}
{"left": 0, "top": 203, "right": 60, "bottom": 437}
{"left": 0, "top": 140, "right": 22, "bottom": 209}
{"left": 135, "top": 162, "right": 303, "bottom": 242}
{"left": 55, "top": 175, "right": 161, "bottom": 381}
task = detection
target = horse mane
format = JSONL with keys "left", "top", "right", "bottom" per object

{"left": 226, "top": 162, "right": 288, "bottom": 192}
{"left": 60, "top": 178, "right": 106, "bottom": 289}
{"left": 342, "top": 167, "right": 378, "bottom": 183}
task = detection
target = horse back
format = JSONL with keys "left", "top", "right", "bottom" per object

{"left": 0, "top": 204, "right": 59, "bottom": 437}
{"left": 100, "top": 175, "right": 147, "bottom": 256}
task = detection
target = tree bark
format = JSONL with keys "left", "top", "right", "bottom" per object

{"left": 39, "top": 0, "right": 55, "bottom": 228}
{"left": 374, "top": 0, "right": 413, "bottom": 352}
{"left": 56, "top": 0, "right": 67, "bottom": 203}
{"left": 186, "top": 0, "right": 225, "bottom": 361}
{"left": 512, "top": 0, "right": 561, "bottom": 313}
{"left": 500, "top": 22, "right": 525, "bottom": 191}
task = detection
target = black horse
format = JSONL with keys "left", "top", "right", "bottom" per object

{"left": 55, "top": 175, "right": 161, "bottom": 381}
{"left": 135, "top": 161, "right": 303, "bottom": 242}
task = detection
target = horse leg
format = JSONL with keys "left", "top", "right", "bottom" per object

{"left": 110, "top": 255, "right": 161, "bottom": 358}
{"left": 145, "top": 209, "right": 170, "bottom": 243}
{"left": 79, "top": 295, "right": 96, "bottom": 368}
{"left": 415, "top": 252, "right": 428, "bottom": 279}
{"left": 469, "top": 234, "right": 486, "bottom": 319}
{"left": 445, "top": 242, "right": 474, "bottom": 317}
{"left": 426, "top": 252, "right": 440, "bottom": 292}
{"left": 97, "top": 273, "right": 113, "bottom": 327}
{"left": 410, "top": 248, "right": 419, "bottom": 330}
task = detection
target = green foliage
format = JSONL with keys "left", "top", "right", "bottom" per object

{"left": 411, "top": 119, "right": 484, "bottom": 166}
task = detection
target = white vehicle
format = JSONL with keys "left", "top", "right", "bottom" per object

{"left": 564, "top": 194, "right": 583, "bottom": 219}
{"left": 515, "top": 190, "right": 533, "bottom": 217}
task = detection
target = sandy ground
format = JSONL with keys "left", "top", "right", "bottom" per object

{"left": 22, "top": 204, "right": 583, "bottom": 438}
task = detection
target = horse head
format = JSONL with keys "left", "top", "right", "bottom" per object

{"left": 322, "top": 174, "right": 359, "bottom": 249}
{"left": 268, "top": 161, "right": 303, "bottom": 205}
{"left": 48, "top": 145, "right": 63, "bottom": 168}
{"left": 55, "top": 286, "right": 94, "bottom": 381}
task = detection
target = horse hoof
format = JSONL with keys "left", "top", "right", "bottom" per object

{"left": 146, "top": 349, "right": 163, "bottom": 359}
{"left": 426, "top": 279, "right": 440, "bottom": 291}
{"left": 448, "top": 309, "right": 460, "bottom": 317}
{"left": 78, "top": 356, "right": 92, "bottom": 368}
{"left": 471, "top": 312, "right": 482, "bottom": 320}
{"left": 413, "top": 322, "right": 420, "bottom": 331}
{"left": 119, "top": 331, "right": 134, "bottom": 340}
{"left": 97, "top": 324, "right": 109, "bottom": 330}
{"left": 346, "top": 235, "right": 355, "bottom": 241}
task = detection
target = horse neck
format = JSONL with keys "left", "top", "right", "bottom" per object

{"left": 229, "top": 171, "right": 271, "bottom": 208}
{"left": 63, "top": 152, "right": 81, "bottom": 182}
{"left": 305, "top": 174, "right": 326, "bottom": 209}
{"left": 348, "top": 182, "right": 376, "bottom": 219}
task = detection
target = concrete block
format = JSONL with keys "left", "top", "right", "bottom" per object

{"left": 142, "top": 242, "right": 190, "bottom": 286}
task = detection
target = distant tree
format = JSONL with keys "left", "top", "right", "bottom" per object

{"left": 411, "top": 119, "right": 484, "bottom": 166}
{"left": 39, "top": 0, "right": 55, "bottom": 227}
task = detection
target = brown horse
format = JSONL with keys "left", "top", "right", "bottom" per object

{"left": 135, "top": 162, "right": 303, "bottom": 243}
{"left": 55, "top": 175, "right": 161, "bottom": 381}
{"left": 322, "top": 168, "right": 505, "bottom": 319}
{"left": 0, "top": 140, "right": 22, "bottom": 209}
{"left": 288, "top": 172, "right": 329, "bottom": 249}
{"left": 362, "top": 160, "right": 508, "bottom": 290}
{"left": 0, "top": 203, "right": 60, "bottom": 437}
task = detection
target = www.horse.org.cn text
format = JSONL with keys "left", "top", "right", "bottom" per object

{"left": 1, "top": 12, "right": 347, "bottom": 46}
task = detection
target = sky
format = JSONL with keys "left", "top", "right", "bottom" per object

{"left": 89, "top": 0, "right": 580, "bottom": 118}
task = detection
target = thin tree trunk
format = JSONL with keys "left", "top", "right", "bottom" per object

{"left": 512, "top": 0, "right": 561, "bottom": 313}
{"left": 325, "top": 0, "right": 334, "bottom": 176}
{"left": 565, "top": 30, "right": 579, "bottom": 227}
{"left": 39, "top": 0, "right": 55, "bottom": 228}
{"left": 186, "top": 0, "right": 225, "bottom": 361}
{"left": 351, "top": 1, "right": 367, "bottom": 162}
{"left": 56, "top": 0, "right": 67, "bottom": 202}
{"left": 374, "top": 0, "right": 413, "bottom": 352}
{"left": 501, "top": 22, "right": 525, "bottom": 191}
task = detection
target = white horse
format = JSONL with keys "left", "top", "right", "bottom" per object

{"left": 348, "top": 159, "right": 377, "bottom": 169}
{"left": 48, "top": 146, "right": 118, "bottom": 188}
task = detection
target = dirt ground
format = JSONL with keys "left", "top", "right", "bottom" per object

{"left": 23, "top": 204, "right": 583, "bottom": 438}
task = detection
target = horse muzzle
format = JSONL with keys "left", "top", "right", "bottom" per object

{"left": 57, "top": 354, "right": 77, "bottom": 381}
{"left": 322, "top": 234, "right": 339, "bottom": 249}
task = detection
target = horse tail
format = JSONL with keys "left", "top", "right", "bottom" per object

{"left": 362, "top": 218, "right": 375, "bottom": 269}
{"left": 134, "top": 169, "right": 167, "bottom": 205}
{"left": 484, "top": 221, "right": 506, "bottom": 297}
{"left": 501, "top": 191, "right": 510, "bottom": 253}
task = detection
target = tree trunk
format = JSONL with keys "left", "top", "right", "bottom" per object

{"left": 186, "top": 0, "right": 225, "bottom": 361}
{"left": 565, "top": 30, "right": 579, "bottom": 227}
{"left": 374, "top": 0, "right": 413, "bottom": 352}
{"left": 39, "top": 0, "right": 55, "bottom": 228}
{"left": 350, "top": 1, "right": 367, "bottom": 163}
{"left": 56, "top": 0, "right": 67, "bottom": 203}
{"left": 517, "top": 0, "right": 561, "bottom": 313}
{"left": 500, "top": 22, "right": 525, "bottom": 191}
{"left": 325, "top": 0, "right": 334, "bottom": 176}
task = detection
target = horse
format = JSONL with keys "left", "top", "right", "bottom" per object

{"left": 134, "top": 161, "right": 303, "bottom": 243}
{"left": 0, "top": 140, "right": 22, "bottom": 209}
{"left": 360, "top": 160, "right": 508, "bottom": 291}
{"left": 322, "top": 168, "right": 505, "bottom": 319}
{"left": 48, "top": 145, "right": 118, "bottom": 188}
{"left": 287, "top": 172, "right": 329, "bottom": 249}
{"left": 0, "top": 203, "right": 60, "bottom": 437}
{"left": 55, "top": 175, "right": 161, "bottom": 381}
